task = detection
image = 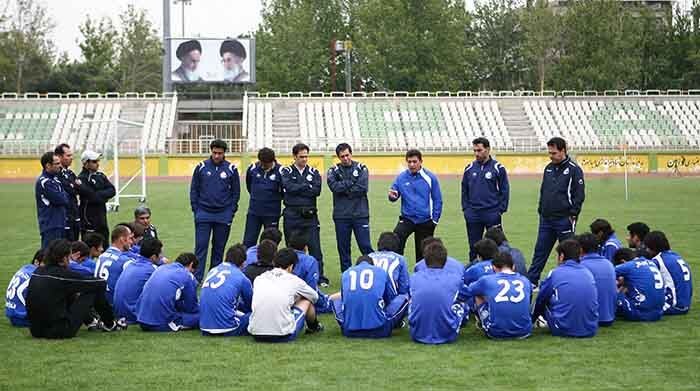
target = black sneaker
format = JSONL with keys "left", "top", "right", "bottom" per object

{"left": 101, "top": 319, "right": 127, "bottom": 332}
{"left": 306, "top": 322, "right": 324, "bottom": 334}
{"left": 86, "top": 318, "right": 101, "bottom": 331}
{"left": 319, "top": 276, "right": 330, "bottom": 288}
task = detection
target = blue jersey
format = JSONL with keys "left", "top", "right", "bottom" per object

{"left": 82, "top": 257, "right": 96, "bottom": 274}
{"left": 200, "top": 262, "right": 253, "bottom": 334}
{"left": 461, "top": 157, "right": 509, "bottom": 214}
{"left": 246, "top": 162, "right": 283, "bottom": 217}
{"left": 463, "top": 260, "right": 494, "bottom": 286}
{"left": 409, "top": 267, "right": 465, "bottom": 344}
{"left": 292, "top": 250, "right": 319, "bottom": 290}
{"left": 136, "top": 262, "right": 199, "bottom": 327}
{"left": 498, "top": 242, "right": 527, "bottom": 276}
{"left": 462, "top": 272, "right": 532, "bottom": 338}
{"left": 615, "top": 257, "right": 665, "bottom": 321}
{"left": 68, "top": 260, "right": 94, "bottom": 278}
{"left": 389, "top": 168, "right": 442, "bottom": 224}
{"left": 533, "top": 260, "right": 598, "bottom": 337}
{"left": 368, "top": 251, "right": 410, "bottom": 295}
{"left": 339, "top": 262, "right": 396, "bottom": 331}
{"left": 414, "top": 257, "right": 464, "bottom": 276}
{"left": 243, "top": 245, "right": 259, "bottom": 268}
{"left": 113, "top": 255, "right": 158, "bottom": 323}
{"left": 580, "top": 253, "right": 617, "bottom": 324}
{"left": 652, "top": 250, "right": 693, "bottom": 314}
{"left": 600, "top": 233, "right": 622, "bottom": 262}
{"left": 94, "top": 246, "right": 134, "bottom": 305}
{"left": 5, "top": 264, "right": 37, "bottom": 325}
{"left": 189, "top": 158, "right": 240, "bottom": 224}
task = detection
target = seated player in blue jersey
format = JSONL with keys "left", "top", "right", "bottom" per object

{"left": 414, "top": 237, "right": 465, "bottom": 275}
{"left": 243, "top": 239, "right": 277, "bottom": 283}
{"left": 112, "top": 238, "right": 163, "bottom": 324}
{"left": 288, "top": 230, "right": 332, "bottom": 313}
{"left": 136, "top": 253, "right": 200, "bottom": 332}
{"left": 590, "top": 219, "right": 622, "bottom": 262}
{"left": 244, "top": 227, "right": 282, "bottom": 268}
{"left": 368, "top": 232, "right": 410, "bottom": 295}
{"left": 463, "top": 239, "right": 498, "bottom": 286}
{"left": 613, "top": 248, "right": 665, "bottom": 322}
{"left": 626, "top": 222, "right": 651, "bottom": 258}
{"left": 484, "top": 226, "right": 528, "bottom": 276}
{"left": 94, "top": 225, "right": 135, "bottom": 305}
{"left": 577, "top": 233, "right": 617, "bottom": 326}
{"left": 68, "top": 241, "right": 94, "bottom": 277}
{"left": 123, "top": 222, "right": 145, "bottom": 259}
{"left": 5, "top": 249, "right": 44, "bottom": 327}
{"left": 330, "top": 255, "right": 409, "bottom": 338}
{"left": 81, "top": 233, "right": 104, "bottom": 274}
{"left": 409, "top": 241, "right": 466, "bottom": 344}
{"left": 532, "top": 239, "right": 599, "bottom": 338}
{"left": 248, "top": 248, "right": 323, "bottom": 342}
{"left": 458, "top": 252, "right": 532, "bottom": 339}
{"left": 200, "top": 243, "right": 253, "bottom": 336}
{"left": 644, "top": 231, "right": 693, "bottom": 315}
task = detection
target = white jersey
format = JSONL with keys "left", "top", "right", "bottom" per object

{"left": 247, "top": 268, "right": 318, "bottom": 336}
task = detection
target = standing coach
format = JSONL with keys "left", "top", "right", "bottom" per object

{"left": 190, "top": 139, "right": 240, "bottom": 282}
{"left": 36, "top": 151, "right": 69, "bottom": 248}
{"left": 54, "top": 143, "right": 81, "bottom": 241}
{"left": 388, "top": 149, "right": 442, "bottom": 262}
{"left": 462, "top": 137, "right": 510, "bottom": 261}
{"left": 280, "top": 143, "right": 328, "bottom": 286}
{"left": 327, "top": 143, "right": 373, "bottom": 273}
{"left": 243, "top": 147, "right": 282, "bottom": 249}
{"left": 78, "top": 150, "right": 115, "bottom": 250}
{"left": 527, "top": 137, "right": 585, "bottom": 286}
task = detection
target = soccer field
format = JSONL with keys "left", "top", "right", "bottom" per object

{"left": 1, "top": 176, "right": 698, "bottom": 390}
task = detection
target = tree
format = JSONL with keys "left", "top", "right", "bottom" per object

{"left": 521, "top": 0, "right": 561, "bottom": 91}
{"left": 115, "top": 5, "right": 162, "bottom": 92}
{"left": 78, "top": 15, "right": 119, "bottom": 92}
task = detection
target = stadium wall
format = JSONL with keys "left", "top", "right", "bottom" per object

{"left": 1, "top": 152, "right": 699, "bottom": 179}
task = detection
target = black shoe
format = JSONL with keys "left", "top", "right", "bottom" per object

{"left": 306, "top": 322, "right": 324, "bottom": 334}
{"left": 86, "top": 318, "right": 101, "bottom": 331}
{"left": 101, "top": 319, "right": 127, "bottom": 332}
{"left": 319, "top": 276, "right": 330, "bottom": 288}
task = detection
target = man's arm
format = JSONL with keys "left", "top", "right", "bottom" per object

{"left": 96, "top": 175, "right": 116, "bottom": 202}
{"left": 383, "top": 271, "right": 398, "bottom": 304}
{"left": 189, "top": 164, "right": 201, "bottom": 212}
{"left": 457, "top": 278, "right": 484, "bottom": 303}
{"left": 327, "top": 166, "right": 350, "bottom": 194}
{"left": 310, "top": 169, "right": 322, "bottom": 197}
{"left": 498, "top": 164, "right": 510, "bottom": 214}
{"left": 295, "top": 277, "right": 319, "bottom": 303}
{"left": 347, "top": 163, "right": 369, "bottom": 198}
{"left": 570, "top": 166, "right": 585, "bottom": 217}
{"left": 62, "top": 269, "right": 108, "bottom": 297}
{"left": 532, "top": 273, "right": 554, "bottom": 319}
{"left": 240, "top": 277, "right": 253, "bottom": 313}
{"left": 230, "top": 165, "right": 240, "bottom": 215}
{"left": 388, "top": 174, "right": 401, "bottom": 202}
{"left": 397, "top": 260, "right": 410, "bottom": 295}
{"left": 181, "top": 275, "right": 199, "bottom": 314}
{"left": 280, "top": 167, "right": 308, "bottom": 195}
{"left": 430, "top": 173, "right": 443, "bottom": 223}
{"left": 461, "top": 166, "right": 470, "bottom": 213}
{"left": 42, "top": 179, "right": 70, "bottom": 206}
{"left": 245, "top": 164, "right": 253, "bottom": 194}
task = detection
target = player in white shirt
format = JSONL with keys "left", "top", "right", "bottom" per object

{"left": 247, "top": 248, "right": 323, "bottom": 342}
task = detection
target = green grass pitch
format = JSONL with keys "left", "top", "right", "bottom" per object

{"left": 0, "top": 176, "right": 698, "bottom": 390}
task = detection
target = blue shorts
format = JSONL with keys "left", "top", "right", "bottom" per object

{"left": 139, "top": 312, "right": 200, "bottom": 332}
{"left": 333, "top": 294, "right": 409, "bottom": 339}
{"left": 201, "top": 313, "right": 251, "bottom": 337}
{"left": 253, "top": 306, "right": 306, "bottom": 343}
{"left": 476, "top": 302, "right": 530, "bottom": 340}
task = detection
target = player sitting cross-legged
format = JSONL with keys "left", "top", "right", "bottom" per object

{"left": 613, "top": 248, "right": 665, "bottom": 322}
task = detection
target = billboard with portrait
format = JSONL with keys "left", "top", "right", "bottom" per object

{"left": 169, "top": 38, "right": 255, "bottom": 84}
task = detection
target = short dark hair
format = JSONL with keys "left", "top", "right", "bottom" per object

{"left": 288, "top": 230, "right": 309, "bottom": 251}
{"left": 259, "top": 227, "right": 282, "bottom": 245}
{"left": 45, "top": 239, "right": 72, "bottom": 266}
{"left": 547, "top": 137, "right": 567, "bottom": 151}
{"left": 54, "top": 143, "right": 70, "bottom": 156}
{"left": 258, "top": 147, "right": 276, "bottom": 163}
{"left": 84, "top": 233, "right": 104, "bottom": 249}
{"left": 210, "top": 139, "right": 228, "bottom": 152}
{"left": 627, "top": 222, "right": 650, "bottom": 241}
{"left": 335, "top": 143, "right": 352, "bottom": 156}
{"left": 131, "top": 222, "right": 146, "bottom": 239}
{"left": 644, "top": 231, "right": 671, "bottom": 253}
{"left": 257, "top": 239, "right": 278, "bottom": 266}
{"left": 472, "top": 137, "right": 490, "bottom": 148}
{"left": 292, "top": 143, "right": 309, "bottom": 156}
{"left": 175, "top": 252, "right": 199, "bottom": 269}
{"left": 590, "top": 218, "right": 614, "bottom": 237}
{"left": 423, "top": 242, "right": 447, "bottom": 268}
{"left": 474, "top": 239, "right": 499, "bottom": 260}
{"left": 492, "top": 252, "right": 514, "bottom": 269}
{"left": 110, "top": 225, "right": 131, "bottom": 243}
{"left": 40, "top": 151, "right": 55, "bottom": 169}
{"left": 405, "top": 149, "right": 422, "bottom": 161}
{"left": 140, "top": 239, "right": 163, "bottom": 259}
{"left": 134, "top": 206, "right": 152, "bottom": 218}
{"left": 225, "top": 243, "right": 248, "bottom": 267}
{"left": 613, "top": 248, "right": 638, "bottom": 265}
{"left": 556, "top": 239, "right": 581, "bottom": 262}
{"left": 420, "top": 236, "right": 443, "bottom": 252}
{"left": 377, "top": 232, "right": 400, "bottom": 252}
{"left": 356, "top": 255, "right": 373, "bottom": 266}
{"left": 71, "top": 241, "right": 90, "bottom": 257}
{"left": 484, "top": 226, "right": 507, "bottom": 246}
{"left": 274, "top": 248, "right": 298, "bottom": 269}
{"left": 32, "top": 248, "right": 45, "bottom": 265}
{"left": 577, "top": 233, "right": 600, "bottom": 254}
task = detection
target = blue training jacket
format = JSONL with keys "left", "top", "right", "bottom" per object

{"left": 280, "top": 164, "right": 322, "bottom": 208}
{"left": 389, "top": 168, "right": 442, "bottom": 224}
{"left": 327, "top": 160, "right": 370, "bottom": 220}
{"left": 580, "top": 253, "right": 617, "bottom": 325}
{"left": 461, "top": 157, "right": 509, "bottom": 214}
{"left": 35, "top": 170, "right": 69, "bottom": 234}
{"left": 246, "top": 162, "right": 283, "bottom": 217}
{"left": 538, "top": 156, "right": 585, "bottom": 219}
{"left": 190, "top": 158, "right": 240, "bottom": 224}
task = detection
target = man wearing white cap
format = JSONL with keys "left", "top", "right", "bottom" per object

{"left": 78, "top": 151, "right": 115, "bottom": 249}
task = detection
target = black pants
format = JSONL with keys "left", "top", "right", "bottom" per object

{"left": 66, "top": 219, "right": 80, "bottom": 242}
{"left": 283, "top": 208, "right": 324, "bottom": 278}
{"left": 393, "top": 217, "right": 436, "bottom": 263}
{"left": 30, "top": 290, "right": 114, "bottom": 339}
{"left": 82, "top": 224, "right": 110, "bottom": 250}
